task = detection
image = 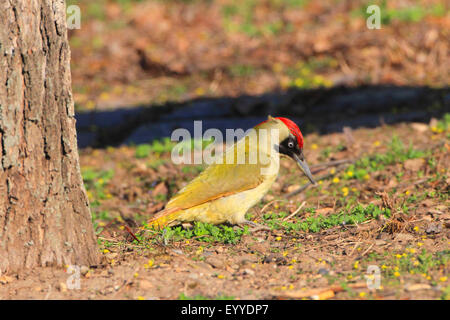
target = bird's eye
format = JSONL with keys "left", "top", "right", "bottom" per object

{"left": 288, "top": 141, "right": 294, "bottom": 148}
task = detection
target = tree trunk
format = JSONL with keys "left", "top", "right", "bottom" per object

{"left": 0, "top": 0, "right": 99, "bottom": 273}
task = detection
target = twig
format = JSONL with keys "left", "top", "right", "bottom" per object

{"left": 360, "top": 243, "right": 375, "bottom": 258}
{"left": 44, "top": 284, "right": 52, "bottom": 300}
{"left": 349, "top": 242, "right": 361, "bottom": 256}
{"left": 97, "top": 236, "right": 121, "bottom": 243}
{"left": 282, "top": 201, "right": 306, "bottom": 221}
{"left": 124, "top": 225, "right": 140, "bottom": 243}
{"left": 273, "top": 282, "right": 367, "bottom": 299}
{"left": 260, "top": 199, "right": 286, "bottom": 214}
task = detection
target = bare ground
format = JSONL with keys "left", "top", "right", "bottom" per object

{"left": 1, "top": 119, "right": 448, "bottom": 300}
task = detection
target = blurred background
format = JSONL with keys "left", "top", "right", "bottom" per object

{"left": 67, "top": 0, "right": 449, "bottom": 147}
{"left": 65, "top": 2, "right": 450, "bottom": 300}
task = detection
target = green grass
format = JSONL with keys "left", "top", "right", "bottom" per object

{"left": 167, "top": 84, "right": 188, "bottom": 99}
{"left": 379, "top": 248, "right": 449, "bottom": 281}
{"left": 344, "top": 136, "right": 428, "bottom": 181}
{"left": 356, "top": 1, "right": 447, "bottom": 24}
{"left": 143, "top": 222, "right": 250, "bottom": 244}
{"left": 135, "top": 137, "right": 216, "bottom": 159}
{"left": 181, "top": 165, "right": 205, "bottom": 175}
{"left": 135, "top": 138, "right": 174, "bottom": 158}
{"left": 82, "top": 168, "right": 115, "bottom": 234}
{"left": 179, "top": 293, "right": 235, "bottom": 300}
{"left": 262, "top": 203, "right": 391, "bottom": 233}
{"left": 228, "top": 64, "right": 257, "bottom": 78}
{"left": 221, "top": 0, "right": 302, "bottom": 37}
{"left": 148, "top": 159, "right": 168, "bottom": 169}
{"left": 284, "top": 58, "right": 335, "bottom": 89}
{"left": 441, "top": 286, "right": 450, "bottom": 300}
{"left": 82, "top": 168, "right": 115, "bottom": 201}
{"left": 91, "top": 210, "right": 111, "bottom": 235}
{"left": 345, "top": 246, "right": 450, "bottom": 295}
{"left": 433, "top": 113, "right": 450, "bottom": 135}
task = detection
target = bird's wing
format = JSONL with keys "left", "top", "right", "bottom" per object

{"left": 166, "top": 146, "right": 270, "bottom": 210}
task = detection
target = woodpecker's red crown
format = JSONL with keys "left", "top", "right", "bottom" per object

{"left": 276, "top": 117, "right": 304, "bottom": 149}
{"left": 258, "top": 117, "right": 304, "bottom": 149}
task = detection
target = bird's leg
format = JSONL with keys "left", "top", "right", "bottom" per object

{"left": 241, "top": 220, "right": 271, "bottom": 232}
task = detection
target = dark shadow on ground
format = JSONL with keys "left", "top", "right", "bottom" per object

{"left": 76, "top": 85, "right": 449, "bottom": 148}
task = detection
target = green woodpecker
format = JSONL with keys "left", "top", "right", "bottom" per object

{"left": 147, "top": 116, "right": 315, "bottom": 229}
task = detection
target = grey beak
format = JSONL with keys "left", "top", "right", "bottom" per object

{"left": 293, "top": 153, "right": 316, "bottom": 185}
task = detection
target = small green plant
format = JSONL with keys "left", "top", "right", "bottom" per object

{"left": 286, "top": 59, "right": 334, "bottom": 89}
{"left": 135, "top": 144, "right": 152, "bottom": 159}
{"left": 179, "top": 293, "right": 235, "bottom": 300}
{"left": 441, "top": 286, "right": 450, "bottom": 300}
{"left": 179, "top": 293, "right": 209, "bottom": 300}
{"left": 181, "top": 165, "right": 205, "bottom": 175}
{"left": 148, "top": 159, "right": 168, "bottom": 169}
{"left": 221, "top": 0, "right": 295, "bottom": 37}
{"left": 380, "top": 249, "right": 450, "bottom": 281}
{"left": 320, "top": 146, "right": 332, "bottom": 159}
{"left": 228, "top": 64, "right": 256, "bottom": 77}
{"left": 82, "top": 168, "right": 114, "bottom": 200}
{"left": 433, "top": 113, "right": 450, "bottom": 134}
{"left": 135, "top": 138, "right": 174, "bottom": 158}
{"left": 144, "top": 222, "right": 250, "bottom": 244}
{"left": 344, "top": 136, "right": 427, "bottom": 181}
{"left": 263, "top": 203, "right": 390, "bottom": 233}
{"left": 356, "top": 1, "right": 446, "bottom": 25}
{"left": 91, "top": 210, "right": 111, "bottom": 235}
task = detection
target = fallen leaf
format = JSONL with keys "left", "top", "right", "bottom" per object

{"left": 274, "top": 282, "right": 366, "bottom": 299}
{"left": 404, "top": 159, "right": 425, "bottom": 171}
{"left": 286, "top": 185, "right": 300, "bottom": 193}
{"left": 316, "top": 207, "right": 334, "bottom": 215}
{"left": 152, "top": 182, "right": 168, "bottom": 196}
{"left": 410, "top": 123, "right": 429, "bottom": 133}
{"left": 139, "top": 279, "right": 154, "bottom": 290}
{"left": 0, "top": 275, "right": 14, "bottom": 284}
{"left": 312, "top": 289, "right": 335, "bottom": 300}
{"left": 405, "top": 283, "right": 431, "bottom": 292}
{"left": 395, "top": 233, "right": 414, "bottom": 242}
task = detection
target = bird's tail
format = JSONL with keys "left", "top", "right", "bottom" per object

{"left": 146, "top": 207, "right": 181, "bottom": 230}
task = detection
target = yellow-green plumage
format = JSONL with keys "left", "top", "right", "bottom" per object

{"left": 148, "top": 117, "right": 291, "bottom": 229}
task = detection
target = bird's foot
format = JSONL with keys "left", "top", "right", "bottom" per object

{"left": 242, "top": 220, "right": 271, "bottom": 232}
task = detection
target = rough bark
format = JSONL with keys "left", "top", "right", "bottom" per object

{"left": 0, "top": 0, "right": 99, "bottom": 273}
